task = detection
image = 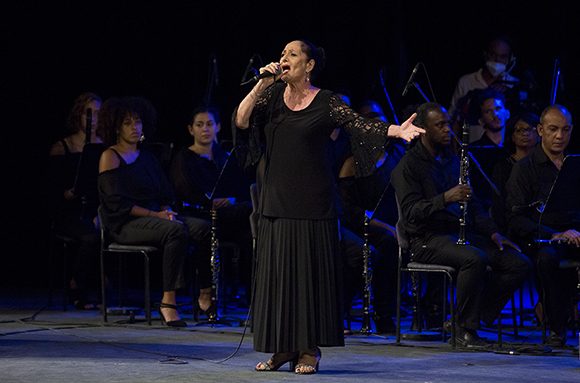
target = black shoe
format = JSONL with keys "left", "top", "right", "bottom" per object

{"left": 158, "top": 303, "right": 187, "bottom": 327}
{"left": 425, "top": 312, "right": 444, "bottom": 330}
{"left": 546, "top": 331, "right": 567, "bottom": 348}
{"left": 450, "top": 327, "right": 490, "bottom": 349}
{"left": 374, "top": 315, "right": 396, "bottom": 334}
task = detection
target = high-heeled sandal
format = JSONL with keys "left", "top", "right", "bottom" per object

{"left": 295, "top": 347, "right": 321, "bottom": 375}
{"left": 198, "top": 288, "right": 213, "bottom": 312}
{"left": 158, "top": 302, "right": 187, "bottom": 327}
{"left": 255, "top": 351, "right": 299, "bottom": 372}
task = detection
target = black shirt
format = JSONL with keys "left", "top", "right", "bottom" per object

{"left": 98, "top": 149, "right": 174, "bottom": 234}
{"left": 391, "top": 140, "right": 498, "bottom": 239}
{"left": 505, "top": 145, "right": 561, "bottom": 240}
{"left": 170, "top": 143, "right": 250, "bottom": 211}
{"left": 237, "top": 82, "right": 390, "bottom": 220}
{"left": 339, "top": 142, "right": 405, "bottom": 233}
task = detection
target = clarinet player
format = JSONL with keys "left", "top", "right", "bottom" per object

{"left": 391, "top": 102, "right": 531, "bottom": 348}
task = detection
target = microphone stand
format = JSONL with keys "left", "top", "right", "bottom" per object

{"left": 403, "top": 63, "right": 437, "bottom": 103}
{"left": 72, "top": 108, "right": 92, "bottom": 220}
{"left": 379, "top": 67, "right": 400, "bottom": 125}
{"left": 195, "top": 146, "right": 241, "bottom": 327}
{"left": 549, "top": 58, "right": 561, "bottom": 105}
{"left": 203, "top": 53, "right": 218, "bottom": 107}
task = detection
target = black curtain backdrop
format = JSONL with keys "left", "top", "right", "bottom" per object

{"left": 3, "top": 1, "right": 579, "bottom": 288}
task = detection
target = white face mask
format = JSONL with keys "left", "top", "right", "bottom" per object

{"left": 485, "top": 61, "right": 506, "bottom": 77}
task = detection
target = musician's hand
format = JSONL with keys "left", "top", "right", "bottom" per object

{"left": 552, "top": 229, "right": 580, "bottom": 247}
{"left": 444, "top": 184, "right": 472, "bottom": 204}
{"left": 371, "top": 218, "right": 397, "bottom": 239}
{"left": 64, "top": 188, "right": 77, "bottom": 200}
{"left": 491, "top": 232, "right": 521, "bottom": 252}
{"left": 387, "top": 113, "right": 425, "bottom": 142}
{"left": 159, "top": 209, "right": 178, "bottom": 221}
{"left": 212, "top": 197, "right": 236, "bottom": 209}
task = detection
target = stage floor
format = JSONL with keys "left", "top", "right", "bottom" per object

{"left": 1, "top": 288, "right": 578, "bottom": 383}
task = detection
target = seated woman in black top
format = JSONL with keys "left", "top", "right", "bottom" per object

{"left": 170, "top": 105, "right": 253, "bottom": 305}
{"left": 97, "top": 96, "right": 212, "bottom": 327}
{"left": 48, "top": 92, "right": 103, "bottom": 310}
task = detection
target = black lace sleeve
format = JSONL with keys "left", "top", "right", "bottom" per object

{"left": 329, "top": 93, "right": 389, "bottom": 177}
{"left": 232, "top": 83, "right": 281, "bottom": 174}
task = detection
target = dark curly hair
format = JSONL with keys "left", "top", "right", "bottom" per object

{"left": 97, "top": 96, "right": 157, "bottom": 147}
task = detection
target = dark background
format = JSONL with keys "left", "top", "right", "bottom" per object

{"left": 3, "top": 1, "right": 579, "bottom": 288}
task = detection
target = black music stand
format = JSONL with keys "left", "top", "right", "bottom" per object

{"left": 73, "top": 143, "right": 105, "bottom": 220}
{"left": 539, "top": 154, "right": 580, "bottom": 230}
{"left": 467, "top": 145, "right": 505, "bottom": 208}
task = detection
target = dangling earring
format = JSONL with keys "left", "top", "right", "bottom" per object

{"left": 139, "top": 134, "right": 145, "bottom": 143}
{"left": 305, "top": 71, "right": 310, "bottom": 83}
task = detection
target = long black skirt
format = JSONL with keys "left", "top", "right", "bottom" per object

{"left": 252, "top": 216, "right": 344, "bottom": 353}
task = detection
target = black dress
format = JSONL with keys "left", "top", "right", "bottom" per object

{"left": 238, "top": 83, "right": 390, "bottom": 353}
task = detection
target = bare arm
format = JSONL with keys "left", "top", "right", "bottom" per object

{"left": 235, "top": 62, "right": 281, "bottom": 129}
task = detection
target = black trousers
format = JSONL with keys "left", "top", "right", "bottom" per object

{"left": 411, "top": 233, "right": 531, "bottom": 330}
{"left": 534, "top": 244, "right": 579, "bottom": 335}
{"left": 113, "top": 215, "right": 211, "bottom": 291}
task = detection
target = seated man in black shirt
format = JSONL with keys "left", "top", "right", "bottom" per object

{"left": 391, "top": 102, "right": 531, "bottom": 348}
{"left": 506, "top": 104, "right": 579, "bottom": 347}
{"left": 170, "top": 106, "right": 253, "bottom": 306}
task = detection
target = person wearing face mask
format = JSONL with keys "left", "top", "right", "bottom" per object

{"left": 448, "top": 35, "right": 518, "bottom": 142}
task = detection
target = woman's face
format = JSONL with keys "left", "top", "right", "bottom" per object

{"left": 118, "top": 113, "right": 143, "bottom": 145}
{"left": 279, "top": 40, "right": 314, "bottom": 84}
{"left": 512, "top": 119, "right": 538, "bottom": 150}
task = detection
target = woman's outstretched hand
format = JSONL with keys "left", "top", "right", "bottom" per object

{"left": 387, "top": 113, "right": 424, "bottom": 142}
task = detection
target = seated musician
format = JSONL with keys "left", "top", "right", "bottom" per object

{"left": 468, "top": 88, "right": 511, "bottom": 215}
{"left": 505, "top": 104, "right": 579, "bottom": 347}
{"left": 170, "top": 105, "right": 253, "bottom": 307}
{"left": 337, "top": 103, "right": 406, "bottom": 333}
{"left": 391, "top": 102, "right": 531, "bottom": 348}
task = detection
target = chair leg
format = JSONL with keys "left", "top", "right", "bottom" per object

{"left": 449, "top": 280, "right": 456, "bottom": 350}
{"left": 497, "top": 309, "right": 503, "bottom": 347}
{"left": 100, "top": 249, "right": 108, "bottom": 324}
{"left": 511, "top": 294, "right": 518, "bottom": 337}
{"left": 144, "top": 252, "right": 151, "bottom": 326}
{"left": 441, "top": 276, "right": 448, "bottom": 342}
{"left": 396, "top": 248, "right": 403, "bottom": 344}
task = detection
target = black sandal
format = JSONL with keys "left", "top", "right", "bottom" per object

{"left": 158, "top": 302, "right": 187, "bottom": 327}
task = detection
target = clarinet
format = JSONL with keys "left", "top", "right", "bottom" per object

{"left": 360, "top": 214, "right": 373, "bottom": 335}
{"left": 457, "top": 122, "right": 470, "bottom": 245}
{"left": 208, "top": 208, "right": 220, "bottom": 322}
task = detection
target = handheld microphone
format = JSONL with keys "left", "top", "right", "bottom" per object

{"left": 402, "top": 63, "right": 420, "bottom": 97}
{"left": 240, "top": 68, "right": 281, "bottom": 86}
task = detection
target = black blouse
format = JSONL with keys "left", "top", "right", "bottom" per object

{"left": 98, "top": 149, "right": 174, "bottom": 234}
{"left": 234, "top": 82, "right": 391, "bottom": 220}
{"left": 170, "top": 143, "right": 250, "bottom": 210}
